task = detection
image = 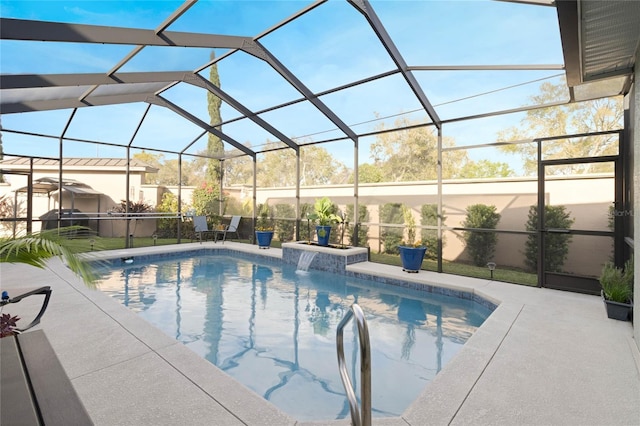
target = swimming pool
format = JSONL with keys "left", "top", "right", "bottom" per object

{"left": 95, "top": 251, "right": 493, "bottom": 421}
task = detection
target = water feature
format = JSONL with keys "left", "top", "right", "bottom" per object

{"left": 297, "top": 251, "right": 317, "bottom": 272}
{"left": 282, "top": 242, "right": 369, "bottom": 274}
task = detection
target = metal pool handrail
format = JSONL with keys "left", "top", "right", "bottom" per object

{"left": 336, "top": 303, "right": 371, "bottom": 426}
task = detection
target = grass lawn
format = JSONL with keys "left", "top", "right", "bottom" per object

{"left": 69, "top": 237, "right": 537, "bottom": 287}
{"left": 370, "top": 252, "right": 538, "bottom": 286}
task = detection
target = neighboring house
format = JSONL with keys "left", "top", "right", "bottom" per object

{"left": 0, "top": 157, "right": 159, "bottom": 236}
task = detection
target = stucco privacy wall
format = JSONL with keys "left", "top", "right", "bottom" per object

{"left": 260, "top": 175, "right": 614, "bottom": 276}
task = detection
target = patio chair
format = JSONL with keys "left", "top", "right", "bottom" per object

{"left": 215, "top": 215, "right": 241, "bottom": 243}
{"left": 193, "top": 215, "right": 215, "bottom": 243}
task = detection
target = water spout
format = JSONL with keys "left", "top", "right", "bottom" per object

{"left": 297, "top": 251, "right": 317, "bottom": 272}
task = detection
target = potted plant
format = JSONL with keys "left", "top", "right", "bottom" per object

{"left": 308, "top": 197, "right": 342, "bottom": 246}
{"left": 255, "top": 202, "right": 274, "bottom": 249}
{"left": 398, "top": 205, "right": 427, "bottom": 273}
{"left": 599, "top": 259, "right": 633, "bottom": 321}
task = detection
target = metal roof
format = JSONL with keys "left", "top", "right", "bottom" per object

{"left": 0, "top": 0, "right": 637, "bottom": 160}
{"left": 0, "top": 157, "right": 158, "bottom": 172}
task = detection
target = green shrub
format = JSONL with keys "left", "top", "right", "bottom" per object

{"left": 113, "top": 199, "right": 153, "bottom": 238}
{"left": 275, "top": 203, "right": 295, "bottom": 241}
{"left": 421, "top": 204, "right": 445, "bottom": 259}
{"left": 524, "top": 205, "right": 574, "bottom": 272}
{"left": 461, "top": 204, "right": 501, "bottom": 266}
{"left": 380, "top": 203, "right": 403, "bottom": 255}
{"left": 599, "top": 259, "right": 633, "bottom": 303}
{"left": 256, "top": 202, "right": 273, "bottom": 231}
{"left": 191, "top": 181, "right": 223, "bottom": 223}
{"left": 156, "top": 192, "right": 180, "bottom": 237}
{"left": 346, "top": 204, "right": 369, "bottom": 247}
{"left": 113, "top": 199, "right": 153, "bottom": 213}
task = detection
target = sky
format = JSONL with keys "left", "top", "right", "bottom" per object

{"left": 0, "top": 0, "right": 566, "bottom": 172}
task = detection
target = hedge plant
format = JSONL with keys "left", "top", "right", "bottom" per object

{"left": 155, "top": 192, "right": 180, "bottom": 237}
{"left": 524, "top": 205, "right": 574, "bottom": 272}
{"left": 421, "top": 204, "right": 446, "bottom": 260}
{"left": 275, "top": 203, "right": 295, "bottom": 241}
{"left": 346, "top": 204, "right": 369, "bottom": 247}
{"left": 380, "top": 203, "right": 403, "bottom": 254}
{"left": 461, "top": 204, "right": 501, "bottom": 266}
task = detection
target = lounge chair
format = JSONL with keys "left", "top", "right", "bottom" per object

{"left": 193, "top": 215, "right": 215, "bottom": 243}
{"left": 214, "top": 215, "right": 241, "bottom": 243}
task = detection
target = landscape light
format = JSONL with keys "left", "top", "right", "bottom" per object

{"left": 486, "top": 262, "right": 496, "bottom": 280}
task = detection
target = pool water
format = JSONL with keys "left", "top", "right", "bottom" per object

{"left": 95, "top": 253, "right": 492, "bottom": 421}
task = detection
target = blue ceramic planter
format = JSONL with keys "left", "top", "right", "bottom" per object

{"left": 256, "top": 231, "right": 274, "bottom": 249}
{"left": 316, "top": 225, "right": 332, "bottom": 246}
{"left": 399, "top": 246, "right": 427, "bottom": 273}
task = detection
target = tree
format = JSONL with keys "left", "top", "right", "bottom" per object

{"left": 300, "top": 145, "right": 349, "bottom": 186}
{"left": 206, "top": 51, "right": 224, "bottom": 187}
{"left": 182, "top": 153, "right": 208, "bottom": 185}
{"left": 498, "top": 80, "right": 623, "bottom": 175}
{"left": 254, "top": 143, "right": 348, "bottom": 187}
{"left": 223, "top": 152, "right": 254, "bottom": 186}
{"left": 461, "top": 204, "right": 501, "bottom": 266}
{"left": 524, "top": 205, "right": 574, "bottom": 272}
{"left": 367, "top": 117, "right": 512, "bottom": 182}
{"left": 370, "top": 118, "right": 466, "bottom": 181}
{"left": 256, "top": 146, "right": 296, "bottom": 187}
{"left": 354, "top": 163, "right": 384, "bottom": 184}
{"left": 133, "top": 151, "right": 163, "bottom": 184}
{"left": 132, "top": 151, "right": 203, "bottom": 186}
{"left": 458, "top": 160, "right": 514, "bottom": 179}
{"left": 187, "top": 54, "right": 226, "bottom": 217}
{"left": 156, "top": 159, "right": 181, "bottom": 185}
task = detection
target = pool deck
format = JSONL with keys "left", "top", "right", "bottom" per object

{"left": 1, "top": 241, "right": 638, "bottom": 425}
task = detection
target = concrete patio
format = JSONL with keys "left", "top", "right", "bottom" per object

{"left": 1, "top": 242, "right": 638, "bottom": 425}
